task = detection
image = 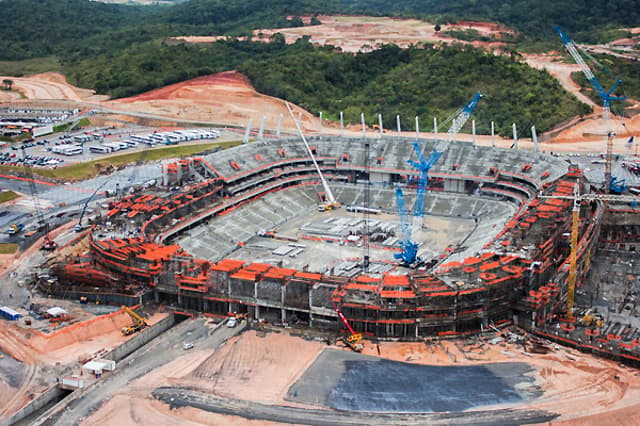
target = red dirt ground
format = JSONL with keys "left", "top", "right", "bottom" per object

{"left": 174, "top": 15, "right": 513, "bottom": 53}
{"left": 0, "top": 72, "right": 107, "bottom": 102}
{"left": 107, "top": 71, "right": 320, "bottom": 132}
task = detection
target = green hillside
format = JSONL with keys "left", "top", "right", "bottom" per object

{"left": 68, "top": 39, "right": 591, "bottom": 136}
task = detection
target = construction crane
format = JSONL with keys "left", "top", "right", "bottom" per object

{"left": 555, "top": 27, "right": 626, "bottom": 193}
{"left": 121, "top": 305, "right": 148, "bottom": 336}
{"left": 540, "top": 190, "right": 639, "bottom": 319}
{"left": 285, "top": 102, "right": 339, "bottom": 212}
{"left": 435, "top": 92, "right": 483, "bottom": 150}
{"left": 75, "top": 180, "right": 109, "bottom": 232}
{"left": 397, "top": 93, "right": 481, "bottom": 264}
{"left": 322, "top": 288, "right": 363, "bottom": 352}
{"left": 21, "top": 147, "right": 57, "bottom": 251}
{"left": 394, "top": 184, "right": 420, "bottom": 266}
{"left": 408, "top": 142, "right": 443, "bottom": 232}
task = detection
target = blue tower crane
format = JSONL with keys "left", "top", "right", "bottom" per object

{"left": 394, "top": 184, "right": 419, "bottom": 266}
{"left": 407, "top": 142, "right": 442, "bottom": 231}
{"left": 555, "top": 27, "right": 626, "bottom": 193}
{"left": 395, "top": 92, "right": 482, "bottom": 266}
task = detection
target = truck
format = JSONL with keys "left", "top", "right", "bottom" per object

{"left": 6, "top": 224, "right": 24, "bottom": 235}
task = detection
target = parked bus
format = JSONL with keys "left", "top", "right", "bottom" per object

{"left": 89, "top": 146, "right": 111, "bottom": 154}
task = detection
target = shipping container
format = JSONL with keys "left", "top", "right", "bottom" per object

{"left": 0, "top": 306, "right": 21, "bottom": 321}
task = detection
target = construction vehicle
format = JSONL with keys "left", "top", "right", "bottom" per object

{"left": 323, "top": 288, "right": 363, "bottom": 352}
{"left": 555, "top": 27, "right": 625, "bottom": 193}
{"left": 6, "top": 224, "right": 24, "bottom": 235}
{"left": 286, "top": 102, "right": 340, "bottom": 212}
{"left": 121, "top": 305, "right": 148, "bottom": 336}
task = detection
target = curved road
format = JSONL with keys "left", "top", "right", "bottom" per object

{"left": 151, "top": 387, "right": 558, "bottom": 426}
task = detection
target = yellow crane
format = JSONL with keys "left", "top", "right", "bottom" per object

{"left": 540, "top": 189, "right": 638, "bottom": 319}
{"left": 121, "top": 305, "right": 148, "bottom": 336}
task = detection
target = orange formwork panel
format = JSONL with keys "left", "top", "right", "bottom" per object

{"left": 382, "top": 275, "right": 409, "bottom": 285}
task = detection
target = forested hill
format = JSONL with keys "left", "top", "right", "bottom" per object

{"left": 341, "top": 0, "right": 640, "bottom": 41}
{"left": 69, "top": 40, "right": 591, "bottom": 137}
{"left": 2, "top": 0, "right": 640, "bottom": 60}
{"left": 0, "top": 0, "right": 154, "bottom": 60}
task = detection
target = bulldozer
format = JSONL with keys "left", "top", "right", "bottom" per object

{"left": 121, "top": 306, "right": 148, "bottom": 336}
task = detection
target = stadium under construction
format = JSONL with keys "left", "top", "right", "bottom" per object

{"left": 36, "top": 132, "right": 640, "bottom": 365}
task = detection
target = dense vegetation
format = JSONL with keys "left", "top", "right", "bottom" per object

{"left": 341, "top": 0, "right": 640, "bottom": 42}
{"left": 2, "top": 0, "right": 640, "bottom": 61}
{"left": 0, "top": 0, "right": 634, "bottom": 136}
{"left": 68, "top": 39, "right": 590, "bottom": 136}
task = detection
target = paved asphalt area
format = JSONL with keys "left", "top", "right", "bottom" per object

{"left": 152, "top": 346, "right": 556, "bottom": 425}
{"left": 288, "top": 348, "right": 541, "bottom": 413}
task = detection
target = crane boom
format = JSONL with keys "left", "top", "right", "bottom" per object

{"left": 322, "top": 288, "right": 363, "bottom": 352}
{"left": 446, "top": 92, "right": 483, "bottom": 144}
{"left": 21, "top": 147, "right": 57, "bottom": 250}
{"left": 555, "top": 27, "right": 625, "bottom": 193}
{"left": 285, "top": 102, "right": 338, "bottom": 208}
{"left": 76, "top": 179, "right": 109, "bottom": 231}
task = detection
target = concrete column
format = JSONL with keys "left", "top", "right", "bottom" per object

{"left": 472, "top": 119, "right": 477, "bottom": 148}
{"left": 378, "top": 113, "right": 383, "bottom": 138}
{"left": 243, "top": 118, "right": 252, "bottom": 144}
{"left": 396, "top": 114, "right": 401, "bottom": 139}
{"left": 281, "top": 284, "right": 286, "bottom": 323}
{"left": 257, "top": 115, "right": 266, "bottom": 141}
{"left": 415, "top": 116, "right": 420, "bottom": 140}
{"left": 512, "top": 123, "right": 518, "bottom": 150}
{"left": 340, "top": 111, "right": 344, "bottom": 137}
{"left": 254, "top": 282, "right": 260, "bottom": 320}
{"left": 361, "top": 113, "right": 366, "bottom": 138}
{"left": 491, "top": 121, "right": 495, "bottom": 148}
{"left": 531, "top": 125, "right": 539, "bottom": 152}
{"left": 433, "top": 117, "right": 438, "bottom": 142}
{"left": 319, "top": 111, "right": 323, "bottom": 135}
{"left": 276, "top": 113, "right": 283, "bottom": 138}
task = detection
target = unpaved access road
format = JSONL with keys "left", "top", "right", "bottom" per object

{"left": 38, "top": 318, "right": 244, "bottom": 426}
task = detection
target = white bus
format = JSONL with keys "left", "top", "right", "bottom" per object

{"left": 61, "top": 146, "right": 83, "bottom": 156}
{"left": 89, "top": 146, "right": 111, "bottom": 154}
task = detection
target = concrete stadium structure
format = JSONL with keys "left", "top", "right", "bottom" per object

{"left": 41, "top": 135, "right": 640, "bottom": 364}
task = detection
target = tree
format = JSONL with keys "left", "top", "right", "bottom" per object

{"left": 310, "top": 15, "right": 321, "bottom": 26}
{"left": 434, "top": 24, "right": 441, "bottom": 32}
{"left": 2, "top": 79, "right": 13, "bottom": 90}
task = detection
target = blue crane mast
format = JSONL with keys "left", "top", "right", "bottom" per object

{"left": 394, "top": 184, "right": 419, "bottom": 266}
{"left": 554, "top": 27, "right": 626, "bottom": 193}
{"left": 395, "top": 92, "right": 482, "bottom": 266}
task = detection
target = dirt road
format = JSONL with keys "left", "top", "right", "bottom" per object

{"left": 39, "top": 319, "right": 243, "bottom": 425}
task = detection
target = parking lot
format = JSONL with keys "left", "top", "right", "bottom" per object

{"left": 1, "top": 126, "right": 231, "bottom": 167}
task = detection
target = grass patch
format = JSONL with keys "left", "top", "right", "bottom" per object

{"left": 0, "top": 243, "right": 19, "bottom": 254}
{"left": 0, "top": 140, "right": 242, "bottom": 181}
{"left": 0, "top": 56, "right": 61, "bottom": 76}
{"left": 77, "top": 118, "right": 91, "bottom": 128}
{"left": 53, "top": 123, "right": 72, "bottom": 133}
{"left": 0, "top": 190, "right": 20, "bottom": 204}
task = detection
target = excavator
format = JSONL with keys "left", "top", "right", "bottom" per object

{"left": 323, "top": 288, "right": 364, "bottom": 352}
{"left": 121, "top": 305, "right": 148, "bottom": 336}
